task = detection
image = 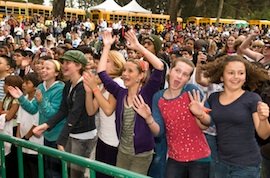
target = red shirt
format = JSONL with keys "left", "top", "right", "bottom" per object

{"left": 158, "top": 92, "right": 210, "bottom": 162}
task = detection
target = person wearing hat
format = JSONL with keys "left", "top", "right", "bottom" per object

{"left": 142, "top": 34, "right": 163, "bottom": 55}
{"left": 33, "top": 50, "right": 97, "bottom": 178}
{"left": 141, "top": 34, "right": 168, "bottom": 178}
{"left": 45, "top": 35, "right": 55, "bottom": 49}
{"left": 142, "top": 34, "right": 169, "bottom": 89}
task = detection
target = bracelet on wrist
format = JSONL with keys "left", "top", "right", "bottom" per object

{"left": 92, "top": 87, "right": 100, "bottom": 94}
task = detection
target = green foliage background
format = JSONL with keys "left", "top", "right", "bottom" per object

{"left": 7, "top": 0, "right": 270, "bottom": 20}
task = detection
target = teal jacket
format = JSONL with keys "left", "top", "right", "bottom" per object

{"left": 18, "top": 81, "right": 65, "bottom": 141}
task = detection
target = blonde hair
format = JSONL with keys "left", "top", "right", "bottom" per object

{"left": 47, "top": 59, "right": 63, "bottom": 80}
{"left": 51, "top": 59, "right": 61, "bottom": 72}
{"left": 108, "top": 50, "right": 126, "bottom": 77}
{"left": 252, "top": 40, "right": 264, "bottom": 47}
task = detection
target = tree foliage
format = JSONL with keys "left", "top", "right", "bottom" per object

{"left": 6, "top": 0, "right": 270, "bottom": 20}
{"left": 8, "top": 0, "right": 43, "bottom": 3}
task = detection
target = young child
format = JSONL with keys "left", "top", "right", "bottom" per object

{"left": 202, "top": 55, "right": 270, "bottom": 178}
{"left": 133, "top": 58, "right": 211, "bottom": 178}
{"left": 15, "top": 72, "right": 42, "bottom": 178}
{"left": 83, "top": 50, "right": 126, "bottom": 178}
{"left": 0, "top": 55, "right": 13, "bottom": 101}
{"left": 0, "top": 75, "right": 23, "bottom": 178}
{"left": 8, "top": 59, "right": 64, "bottom": 178}
{"left": 96, "top": 30, "right": 164, "bottom": 175}
{"left": 33, "top": 50, "right": 97, "bottom": 178}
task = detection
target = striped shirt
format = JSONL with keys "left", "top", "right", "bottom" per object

{"left": 0, "top": 78, "right": 5, "bottom": 101}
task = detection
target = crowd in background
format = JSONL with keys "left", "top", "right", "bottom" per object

{"left": 0, "top": 13, "right": 269, "bottom": 178}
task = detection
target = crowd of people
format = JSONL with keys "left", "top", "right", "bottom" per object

{"left": 0, "top": 13, "right": 269, "bottom": 178}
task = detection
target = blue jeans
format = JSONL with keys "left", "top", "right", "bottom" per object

{"left": 215, "top": 160, "right": 260, "bottom": 178}
{"left": 165, "top": 158, "right": 210, "bottom": 178}
{"left": 148, "top": 134, "right": 167, "bottom": 178}
{"left": 205, "top": 134, "right": 218, "bottom": 178}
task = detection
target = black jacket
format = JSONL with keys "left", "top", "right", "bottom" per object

{"left": 47, "top": 80, "right": 96, "bottom": 146}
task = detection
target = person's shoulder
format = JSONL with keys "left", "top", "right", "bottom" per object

{"left": 54, "top": 81, "right": 65, "bottom": 88}
{"left": 154, "top": 89, "right": 166, "bottom": 98}
{"left": 208, "top": 91, "right": 220, "bottom": 100}
{"left": 184, "top": 83, "right": 200, "bottom": 92}
{"left": 245, "top": 90, "right": 261, "bottom": 100}
{"left": 113, "top": 77, "right": 125, "bottom": 87}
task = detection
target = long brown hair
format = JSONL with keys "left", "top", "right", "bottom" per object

{"left": 201, "top": 55, "right": 269, "bottom": 91}
{"left": 3, "top": 75, "right": 23, "bottom": 110}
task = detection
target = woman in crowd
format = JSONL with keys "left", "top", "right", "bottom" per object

{"left": 217, "top": 35, "right": 236, "bottom": 57}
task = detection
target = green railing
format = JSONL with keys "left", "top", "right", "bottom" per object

{"left": 0, "top": 133, "right": 150, "bottom": 178}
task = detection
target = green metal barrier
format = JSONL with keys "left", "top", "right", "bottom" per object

{"left": 0, "top": 133, "right": 151, "bottom": 178}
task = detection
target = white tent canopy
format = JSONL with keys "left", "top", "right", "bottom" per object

{"left": 121, "top": 0, "right": 151, "bottom": 14}
{"left": 89, "top": 0, "right": 123, "bottom": 11}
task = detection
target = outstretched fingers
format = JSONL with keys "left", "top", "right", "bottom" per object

{"left": 188, "top": 89, "right": 201, "bottom": 102}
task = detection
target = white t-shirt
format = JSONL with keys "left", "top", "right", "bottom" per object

{"left": 17, "top": 95, "right": 44, "bottom": 154}
{"left": 98, "top": 77, "right": 125, "bottom": 147}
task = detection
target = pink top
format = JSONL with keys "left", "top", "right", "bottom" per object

{"left": 158, "top": 92, "right": 210, "bottom": 162}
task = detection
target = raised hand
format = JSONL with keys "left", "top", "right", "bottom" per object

{"left": 102, "top": 31, "right": 116, "bottom": 47}
{"left": 132, "top": 95, "right": 152, "bottom": 120}
{"left": 124, "top": 30, "right": 141, "bottom": 51}
{"left": 8, "top": 86, "right": 23, "bottom": 99}
{"left": 257, "top": 101, "right": 269, "bottom": 121}
{"left": 188, "top": 89, "right": 207, "bottom": 118}
{"left": 35, "top": 89, "right": 43, "bottom": 103}
{"left": 33, "top": 123, "right": 49, "bottom": 137}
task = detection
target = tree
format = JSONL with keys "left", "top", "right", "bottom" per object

{"left": 168, "top": 0, "right": 181, "bottom": 23}
{"left": 28, "top": 0, "right": 43, "bottom": 4}
{"left": 52, "top": 0, "right": 65, "bottom": 18}
{"left": 215, "top": 0, "right": 224, "bottom": 26}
